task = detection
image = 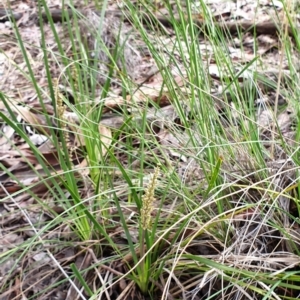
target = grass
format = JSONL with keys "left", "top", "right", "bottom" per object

{"left": 1, "top": 0, "right": 300, "bottom": 299}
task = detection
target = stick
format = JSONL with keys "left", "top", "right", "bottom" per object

{"left": 0, "top": 8, "right": 297, "bottom": 37}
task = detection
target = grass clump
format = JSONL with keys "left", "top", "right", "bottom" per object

{"left": 1, "top": 0, "right": 300, "bottom": 299}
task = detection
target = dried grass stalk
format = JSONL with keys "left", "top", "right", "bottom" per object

{"left": 79, "top": 9, "right": 142, "bottom": 85}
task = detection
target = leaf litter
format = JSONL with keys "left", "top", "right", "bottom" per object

{"left": 1, "top": 0, "right": 300, "bottom": 299}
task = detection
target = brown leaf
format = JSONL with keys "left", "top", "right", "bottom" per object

{"left": 98, "top": 124, "right": 112, "bottom": 157}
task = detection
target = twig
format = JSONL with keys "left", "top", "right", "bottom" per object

{"left": 0, "top": 8, "right": 297, "bottom": 38}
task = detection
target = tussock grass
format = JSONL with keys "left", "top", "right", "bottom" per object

{"left": 1, "top": 0, "right": 300, "bottom": 299}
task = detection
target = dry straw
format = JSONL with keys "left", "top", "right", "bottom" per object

{"left": 79, "top": 9, "right": 142, "bottom": 85}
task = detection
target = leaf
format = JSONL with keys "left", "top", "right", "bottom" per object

{"left": 98, "top": 124, "right": 112, "bottom": 157}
